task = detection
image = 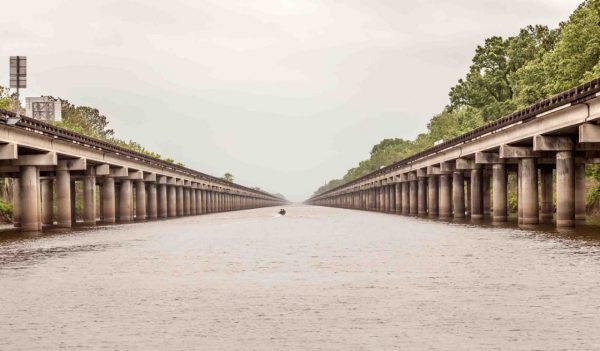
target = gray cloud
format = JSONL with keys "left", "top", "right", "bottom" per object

{"left": 0, "top": 0, "right": 581, "bottom": 200}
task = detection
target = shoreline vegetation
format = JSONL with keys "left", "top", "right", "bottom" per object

{"left": 315, "top": 0, "right": 600, "bottom": 215}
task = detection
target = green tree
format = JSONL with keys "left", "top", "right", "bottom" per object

{"left": 222, "top": 173, "right": 234, "bottom": 182}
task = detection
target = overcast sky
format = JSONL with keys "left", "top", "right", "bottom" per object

{"left": 0, "top": 0, "right": 582, "bottom": 201}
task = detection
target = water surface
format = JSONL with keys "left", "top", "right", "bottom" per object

{"left": 1, "top": 206, "right": 600, "bottom": 350}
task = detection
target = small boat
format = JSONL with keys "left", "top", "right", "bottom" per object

{"left": 278, "top": 209, "right": 286, "bottom": 216}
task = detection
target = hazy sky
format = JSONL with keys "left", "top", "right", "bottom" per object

{"left": 0, "top": 0, "right": 581, "bottom": 201}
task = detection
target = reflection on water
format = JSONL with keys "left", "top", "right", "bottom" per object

{"left": 1, "top": 206, "right": 600, "bottom": 350}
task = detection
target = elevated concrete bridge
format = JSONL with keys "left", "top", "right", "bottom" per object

{"left": 308, "top": 78, "right": 600, "bottom": 228}
{"left": 0, "top": 109, "right": 286, "bottom": 232}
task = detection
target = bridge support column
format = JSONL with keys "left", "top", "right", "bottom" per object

{"left": 183, "top": 187, "right": 191, "bottom": 216}
{"left": 20, "top": 166, "right": 42, "bottom": 232}
{"left": 418, "top": 177, "right": 427, "bottom": 216}
{"left": 409, "top": 176, "right": 418, "bottom": 216}
{"left": 210, "top": 191, "right": 216, "bottom": 212}
{"left": 492, "top": 164, "right": 507, "bottom": 222}
{"left": 71, "top": 180, "right": 77, "bottom": 225}
{"left": 575, "top": 163, "right": 586, "bottom": 221}
{"left": 83, "top": 167, "right": 96, "bottom": 225}
{"left": 56, "top": 169, "right": 72, "bottom": 228}
{"left": 158, "top": 183, "right": 167, "bottom": 218}
{"left": 453, "top": 171, "right": 465, "bottom": 219}
{"left": 135, "top": 180, "right": 146, "bottom": 221}
{"left": 176, "top": 185, "right": 184, "bottom": 216}
{"left": 102, "top": 177, "right": 116, "bottom": 223}
{"left": 394, "top": 183, "right": 401, "bottom": 213}
{"left": 200, "top": 190, "right": 206, "bottom": 214}
{"left": 12, "top": 179, "right": 20, "bottom": 227}
{"left": 386, "top": 185, "right": 392, "bottom": 212}
{"left": 428, "top": 175, "right": 439, "bottom": 217}
{"left": 402, "top": 182, "right": 410, "bottom": 215}
{"left": 119, "top": 180, "right": 133, "bottom": 223}
{"left": 41, "top": 179, "right": 53, "bottom": 225}
{"left": 439, "top": 174, "right": 452, "bottom": 219}
{"left": 389, "top": 186, "right": 395, "bottom": 212}
{"left": 167, "top": 185, "right": 177, "bottom": 217}
{"left": 520, "top": 158, "right": 539, "bottom": 225}
{"left": 465, "top": 178, "right": 471, "bottom": 217}
{"left": 540, "top": 166, "right": 553, "bottom": 222}
{"left": 470, "top": 169, "right": 483, "bottom": 220}
{"left": 147, "top": 182, "right": 158, "bottom": 220}
{"left": 190, "top": 187, "right": 197, "bottom": 215}
{"left": 378, "top": 183, "right": 385, "bottom": 212}
{"left": 483, "top": 171, "right": 491, "bottom": 218}
{"left": 556, "top": 151, "right": 575, "bottom": 227}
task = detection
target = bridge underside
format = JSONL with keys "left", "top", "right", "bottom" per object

{"left": 308, "top": 79, "right": 600, "bottom": 228}
{"left": 0, "top": 110, "right": 285, "bottom": 232}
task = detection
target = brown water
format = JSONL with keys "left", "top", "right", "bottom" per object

{"left": 1, "top": 205, "right": 600, "bottom": 350}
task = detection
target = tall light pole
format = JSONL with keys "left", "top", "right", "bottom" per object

{"left": 8, "top": 56, "right": 26, "bottom": 125}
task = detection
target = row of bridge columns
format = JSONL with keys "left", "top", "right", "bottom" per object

{"left": 13, "top": 162, "right": 279, "bottom": 232}
{"left": 311, "top": 134, "right": 595, "bottom": 228}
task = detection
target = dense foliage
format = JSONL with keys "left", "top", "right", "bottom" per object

{"left": 316, "top": 0, "right": 600, "bottom": 195}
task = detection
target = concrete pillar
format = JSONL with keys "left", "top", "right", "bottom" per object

{"left": 517, "top": 163, "right": 523, "bottom": 224}
{"left": 83, "top": 168, "right": 96, "bottom": 225}
{"left": 465, "top": 178, "right": 471, "bottom": 216}
{"left": 158, "top": 184, "right": 168, "bottom": 218}
{"left": 98, "top": 183, "right": 103, "bottom": 222}
{"left": 389, "top": 186, "right": 395, "bottom": 212}
{"left": 206, "top": 191, "right": 212, "bottom": 213}
{"left": 167, "top": 185, "right": 177, "bottom": 217}
{"left": 556, "top": 151, "right": 575, "bottom": 227}
{"left": 12, "top": 179, "right": 20, "bottom": 227}
{"left": 539, "top": 166, "right": 553, "bottom": 222}
{"left": 70, "top": 180, "right": 77, "bottom": 225}
{"left": 492, "top": 164, "right": 507, "bottom": 222}
{"left": 56, "top": 169, "right": 72, "bottom": 228}
{"left": 41, "top": 179, "right": 53, "bottom": 225}
{"left": 379, "top": 184, "right": 385, "bottom": 212}
{"left": 470, "top": 169, "right": 483, "bottom": 220}
{"left": 135, "top": 180, "right": 146, "bottom": 221}
{"left": 428, "top": 176, "right": 439, "bottom": 217}
{"left": 520, "top": 158, "right": 539, "bottom": 225}
{"left": 452, "top": 171, "right": 465, "bottom": 219}
{"left": 176, "top": 186, "right": 184, "bottom": 216}
{"left": 402, "top": 182, "right": 410, "bottom": 215}
{"left": 200, "top": 190, "right": 206, "bottom": 214}
{"left": 20, "top": 166, "right": 42, "bottom": 232}
{"left": 483, "top": 172, "right": 491, "bottom": 217}
{"left": 190, "top": 188, "right": 197, "bottom": 215}
{"left": 409, "top": 179, "right": 418, "bottom": 216}
{"left": 382, "top": 185, "right": 392, "bottom": 212}
{"left": 418, "top": 178, "right": 427, "bottom": 216}
{"left": 575, "top": 163, "right": 586, "bottom": 221}
{"left": 394, "top": 183, "right": 401, "bottom": 213}
{"left": 102, "top": 177, "right": 116, "bottom": 223}
{"left": 183, "top": 187, "right": 191, "bottom": 216}
{"left": 215, "top": 192, "right": 221, "bottom": 212}
{"left": 439, "top": 174, "right": 452, "bottom": 219}
{"left": 147, "top": 183, "right": 158, "bottom": 220}
{"left": 119, "top": 180, "right": 133, "bottom": 223}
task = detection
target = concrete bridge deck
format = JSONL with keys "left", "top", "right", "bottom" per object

{"left": 308, "top": 78, "right": 600, "bottom": 228}
{"left": 0, "top": 109, "right": 286, "bottom": 232}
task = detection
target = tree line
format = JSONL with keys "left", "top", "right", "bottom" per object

{"left": 316, "top": 0, "right": 600, "bottom": 211}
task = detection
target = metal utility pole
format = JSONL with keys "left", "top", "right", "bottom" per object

{"left": 8, "top": 56, "right": 27, "bottom": 124}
